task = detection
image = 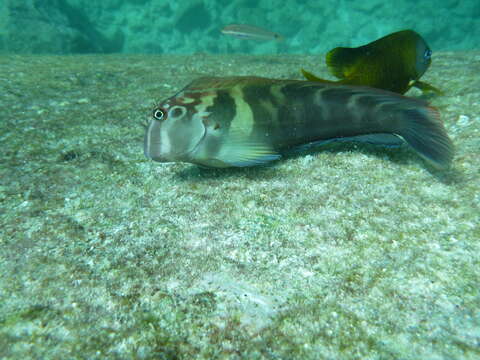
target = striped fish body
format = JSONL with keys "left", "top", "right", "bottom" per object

{"left": 144, "top": 76, "right": 453, "bottom": 169}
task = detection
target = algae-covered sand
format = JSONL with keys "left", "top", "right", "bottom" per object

{"left": 0, "top": 53, "right": 479, "bottom": 359}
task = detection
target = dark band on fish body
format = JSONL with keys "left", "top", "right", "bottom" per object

{"left": 206, "top": 90, "right": 236, "bottom": 130}
{"left": 314, "top": 86, "right": 360, "bottom": 104}
{"left": 242, "top": 84, "right": 283, "bottom": 139}
{"left": 244, "top": 83, "right": 310, "bottom": 147}
{"left": 199, "top": 90, "right": 237, "bottom": 157}
{"left": 278, "top": 84, "right": 368, "bottom": 141}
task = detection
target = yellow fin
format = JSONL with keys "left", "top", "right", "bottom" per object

{"left": 300, "top": 69, "right": 336, "bottom": 83}
{"left": 414, "top": 81, "right": 444, "bottom": 96}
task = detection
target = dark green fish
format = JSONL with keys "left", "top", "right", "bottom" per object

{"left": 302, "top": 30, "right": 443, "bottom": 95}
{"left": 144, "top": 76, "right": 453, "bottom": 169}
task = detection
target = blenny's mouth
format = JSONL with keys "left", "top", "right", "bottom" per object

{"left": 143, "top": 119, "right": 155, "bottom": 159}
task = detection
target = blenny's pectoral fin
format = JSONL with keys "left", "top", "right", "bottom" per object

{"left": 301, "top": 69, "right": 336, "bottom": 83}
{"left": 215, "top": 133, "right": 281, "bottom": 167}
{"left": 414, "top": 81, "right": 444, "bottom": 96}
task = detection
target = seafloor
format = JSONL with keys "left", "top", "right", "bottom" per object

{"left": 0, "top": 52, "right": 479, "bottom": 359}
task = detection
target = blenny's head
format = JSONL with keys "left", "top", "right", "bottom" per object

{"left": 144, "top": 91, "right": 210, "bottom": 163}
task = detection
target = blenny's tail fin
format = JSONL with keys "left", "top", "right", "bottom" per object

{"left": 396, "top": 106, "right": 454, "bottom": 169}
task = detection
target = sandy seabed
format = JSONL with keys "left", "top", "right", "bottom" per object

{"left": 0, "top": 52, "right": 479, "bottom": 359}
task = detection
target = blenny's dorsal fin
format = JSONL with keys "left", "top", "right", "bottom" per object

{"left": 187, "top": 76, "right": 279, "bottom": 92}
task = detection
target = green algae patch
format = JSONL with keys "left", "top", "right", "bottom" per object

{"left": 0, "top": 53, "right": 479, "bottom": 359}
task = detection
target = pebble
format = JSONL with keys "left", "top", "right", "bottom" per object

{"left": 457, "top": 114, "right": 470, "bottom": 126}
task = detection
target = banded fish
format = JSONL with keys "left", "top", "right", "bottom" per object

{"left": 302, "top": 30, "right": 443, "bottom": 95}
{"left": 144, "top": 76, "right": 453, "bottom": 169}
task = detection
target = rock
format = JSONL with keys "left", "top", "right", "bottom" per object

{"left": 0, "top": 0, "right": 119, "bottom": 54}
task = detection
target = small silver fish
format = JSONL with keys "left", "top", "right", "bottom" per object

{"left": 221, "top": 24, "right": 283, "bottom": 41}
{"left": 144, "top": 76, "right": 454, "bottom": 169}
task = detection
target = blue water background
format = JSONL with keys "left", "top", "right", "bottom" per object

{"left": 1, "top": 0, "right": 479, "bottom": 54}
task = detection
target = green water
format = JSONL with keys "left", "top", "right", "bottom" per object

{"left": 1, "top": 1, "right": 479, "bottom": 359}
{"left": 1, "top": 0, "right": 479, "bottom": 54}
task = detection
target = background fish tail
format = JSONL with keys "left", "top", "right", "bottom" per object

{"left": 393, "top": 105, "right": 453, "bottom": 169}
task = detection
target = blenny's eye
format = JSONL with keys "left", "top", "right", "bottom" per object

{"left": 153, "top": 108, "right": 166, "bottom": 121}
{"left": 169, "top": 106, "right": 186, "bottom": 118}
